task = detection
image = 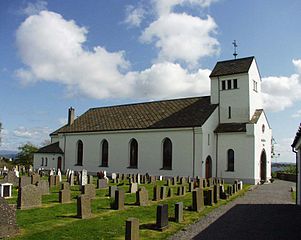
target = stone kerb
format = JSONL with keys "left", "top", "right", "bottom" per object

{"left": 17, "top": 184, "right": 42, "bottom": 210}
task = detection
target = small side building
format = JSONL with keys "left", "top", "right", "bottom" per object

{"left": 292, "top": 124, "right": 301, "bottom": 205}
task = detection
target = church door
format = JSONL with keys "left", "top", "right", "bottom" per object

{"left": 205, "top": 156, "right": 212, "bottom": 179}
{"left": 260, "top": 150, "right": 267, "bottom": 182}
{"left": 57, "top": 156, "right": 62, "bottom": 170}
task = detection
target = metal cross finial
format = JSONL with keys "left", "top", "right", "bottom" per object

{"left": 232, "top": 40, "right": 238, "bottom": 59}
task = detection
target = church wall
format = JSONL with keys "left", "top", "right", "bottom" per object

{"left": 62, "top": 128, "right": 195, "bottom": 177}
{"left": 217, "top": 132, "right": 255, "bottom": 184}
{"left": 33, "top": 153, "right": 63, "bottom": 170}
{"left": 253, "top": 112, "right": 272, "bottom": 183}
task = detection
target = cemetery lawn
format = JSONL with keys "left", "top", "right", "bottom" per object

{"left": 9, "top": 180, "right": 250, "bottom": 240}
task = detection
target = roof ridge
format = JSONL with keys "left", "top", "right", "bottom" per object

{"left": 88, "top": 95, "right": 210, "bottom": 111}
{"left": 215, "top": 56, "right": 254, "bottom": 64}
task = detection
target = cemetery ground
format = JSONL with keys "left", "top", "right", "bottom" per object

{"left": 2, "top": 176, "right": 249, "bottom": 240}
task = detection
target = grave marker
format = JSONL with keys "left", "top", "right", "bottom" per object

{"left": 114, "top": 189, "right": 125, "bottom": 210}
{"left": 77, "top": 194, "right": 91, "bottom": 219}
{"left": 125, "top": 218, "right": 139, "bottom": 240}
{"left": 175, "top": 202, "right": 183, "bottom": 223}
{"left": 156, "top": 204, "right": 168, "bottom": 231}
{"left": 17, "top": 185, "right": 42, "bottom": 209}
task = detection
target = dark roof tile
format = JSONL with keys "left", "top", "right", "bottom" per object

{"left": 214, "top": 123, "right": 247, "bottom": 133}
{"left": 36, "top": 142, "right": 64, "bottom": 154}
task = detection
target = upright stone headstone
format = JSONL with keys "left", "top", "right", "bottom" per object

{"left": 57, "top": 169, "right": 62, "bottom": 182}
{"left": 167, "top": 187, "right": 173, "bottom": 197}
{"left": 77, "top": 194, "right": 91, "bottom": 219}
{"left": 4, "top": 171, "right": 19, "bottom": 186}
{"left": 59, "top": 189, "right": 71, "bottom": 203}
{"left": 19, "top": 176, "right": 31, "bottom": 188}
{"left": 114, "top": 189, "right": 125, "bottom": 210}
{"left": 111, "top": 173, "right": 117, "bottom": 180}
{"left": 156, "top": 204, "right": 168, "bottom": 230}
{"left": 150, "top": 176, "right": 156, "bottom": 184}
{"left": 227, "top": 185, "right": 233, "bottom": 196}
{"left": 192, "top": 189, "right": 204, "bottom": 212}
{"left": 202, "top": 179, "right": 207, "bottom": 188}
{"left": 55, "top": 175, "right": 60, "bottom": 186}
{"left": 166, "top": 179, "right": 172, "bottom": 187}
{"left": 97, "top": 179, "right": 108, "bottom": 189}
{"left": 61, "top": 182, "right": 70, "bottom": 190}
{"left": 213, "top": 184, "right": 220, "bottom": 204}
{"left": 17, "top": 185, "right": 42, "bottom": 209}
{"left": 160, "top": 186, "right": 166, "bottom": 200}
{"left": 88, "top": 175, "right": 94, "bottom": 184}
{"left": 153, "top": 185, "right": 160, "bottom": 201}
{"left": 31, "top": 174, "right": 40, "bottom": 185}
{"left": 172, "top": 177, "right": 177, "bottom": 185}
{"left": 188, "top": 182, "right": 194, "bottom": 192}
{"left": 81, "top": 169, "right": 88, "bottom": 186}
{"left": 125, "top": 218, "right": 139, "bottom": 240}
{"left": 109, "top": 186, "right": 118, "bottom": 198}
{"left": 0, "top": 197, "right": 19, "bottom": 238}
{"left": 37, "top": 180, "right": 50, "bottom": 195}
{"left": 129, "top": 183, "right": 138, "bottom": 194}
{"left": 82, "top": 184, "right": 96, "bottom": 199}
{"left": 180, "top": 177, "right": 186, "bottom": 185}
{"left": 175, "top": 202, "right": 183, "bottom": 223}
{"left": 204, "top": 189, "right": 214, "bottom": 206}
{"left": 136, "top": 187, "right": 149, "bottom": 206}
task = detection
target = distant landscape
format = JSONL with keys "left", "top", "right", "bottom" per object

{"left": 0, "top": 150, "right": 18, "bottom": 159}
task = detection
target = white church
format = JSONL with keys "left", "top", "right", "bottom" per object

{"left": 34, "top": 56, "right": 272, "bottom": 184}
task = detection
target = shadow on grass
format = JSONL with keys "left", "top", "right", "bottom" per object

{"left": 140, "top": 223, "right": 158, "bottom": 231}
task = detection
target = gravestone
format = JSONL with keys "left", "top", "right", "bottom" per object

{"left": 166, "top": 179, "right": 172, "bottom": 187}
{"left": 150, "top": 176, "right": 156, "bottom": 184}
{"left": 202, "top": 179, "right": 207, "bottom": 188}
{"left": 109, "top": 185, "right": 118, "bottom": 198}
{"left": 204, "top": 189, "right": 214, "bottom": 206}
{"left": 175, "top": 202, "right": 183, "bottom": 223}
{"left": 114, "top": 189, "right": 125, "bottom": 210}
{"left": 111, "top": 173, "right": 117, "bottom": 180}
{"left": 153, "top": 185, "right": 160, "bottom": 201}
{"left": 125, "top": 218, "right": 139, "bottom": 240}
{"left": 58, "top": 169, "right": 62, "bottom": 182}
{"left": 36, "top": 180, "right": 50, "bottom": 195}
{"left": 160, "top": 186, "right": 166, "bottom": 200}
{"left": 136, "top": 174, "right": 141, "bottom": 184}
{"left": 19, "top": 176, "right": 31, "bottom": 188}
{"left": 77, "top": 194, "right": 91, "bottom": 219}
{"left": 82, "top": 184, "right": 96, "bottom": 199}
{"left": 180, "top": 177, "right": 186, "bottom": 185}
{"left": 55, "top": 175, "right": 60, "bottom": 186}
{"left": 238, "top": 181, "right": 243, "bottom": 190}
{"left": 48, "top": 175, "right": 55, "bottom": 188}
{"left": 156, "top": 204, "right": 168, "bottom": 231}
{"left": 136, "top": 187, "right": 149, "bottom": 206}
{"left": 129, "top": 183, "right": 138, "bottom": 193}
{"left": 17, "top": 184, "right": 42, "bottom": 209}
{"left": 219, "top": 185, "right": 224, "bottom": 195}
{"left": 167, "top": 187, "right": 173, "bottom": 197}
{"left": 227, "top": 185, "right": 233, "bottom": 196}
{"left": 81, "top": 169, "right": 88, "bottom": 186}
{"left": 61, "top": 182, "right": 70, "bottom": 190}
{"left": 0, "top": 197, "right": 19, "bottom": 238}
{"left": 172, "top": 177, "right": 177, "bottom": 185}
{"left": 97, "top": 179, "right": 108, "bottom": 189}
{"left": 213, "top": 184, "right": 220, "bottom": 204}
{"left": 31, "top": 174, "right": 40, "bottom": 185}
{"left": 69, "top": 171, "right": 74, "bottom": 186}
{"left": 0, "top": 183, "right": 13, "bottom": 198}
{"left": 192, "top": 189, "right": 204, "bottom": 212}
{"left": 59, "top": 189, "right": 71, "bottom": 203}
{"left": 207, "top": 178, "right": 213, "bottom": 187}
{"left": 88, "top": 175, "right": 94, "bottom": 184}
{"left": 232, "top": 184, "right": 237, "bottom": 194}
{"left": 4, "top": 171, "right": 19, "bottom": 186}
{"left": 188, "top": 182, "right": 194, "bottom": 192}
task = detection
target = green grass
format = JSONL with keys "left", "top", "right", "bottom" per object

{"left": 291, "top": 190, "right": 296, "bottom": 202}
{"left": 9, "top": 180, "right": 250, "bottom": 240}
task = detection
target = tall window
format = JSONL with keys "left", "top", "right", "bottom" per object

{"left": 228, "top": 106, "right": 232, "bottom": 119}
{"left": 227, "top": 149, "right": 234, "bottom": 171}
{"left": 227, "top": 80, "right": 232, "bottom": 89}
{"left": 45, "top": 157, "right": 48, "bottom": 166}
{"left": 41, "top": 157, "right": 44, "bottom": 166}
{"left": 221, "top": 80, "right": 226, "bottom": 90}
{"left": 233, "top": 79, "right": 238, "bottom": 89}
{"left": 129, "top": 139, "right": 138, "bottom": 168}
{"left": 77, "top": 140, "right": 83, "bottom": 166}
{"left": 162, "top": 138, "right": 172, "bottom": 169}
{"left": 101, "top": 139, "right": 109, "bottom": 167}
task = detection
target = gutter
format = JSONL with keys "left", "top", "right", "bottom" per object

{"left": 192, "top": 127, "right": 195, "bottom": 178}
{"left": 292, "top": 146, "right": 298, "bottom": 205}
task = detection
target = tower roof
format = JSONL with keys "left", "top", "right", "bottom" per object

{"left": 209, "top": 56, "right": 255, "bottom": 78}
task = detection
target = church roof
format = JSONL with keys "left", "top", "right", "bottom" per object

{"left": 209, "top": 56, "right": 254, "bottom": 77}
{"left": 292, "top": 124, "right": 301, "bottom": 148}
{"left": 250, "top": 109, "right": 263, "bottom": 123}
{"left": 36, "top": 142, "right": 64, "bottom": 154}
{"left": 214, "top": 123, "right": 247, "bottom": 133}
{"left": 51, "top": 96, "right": 218, "bottom": 135}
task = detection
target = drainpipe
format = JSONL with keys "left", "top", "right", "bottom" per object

{"left": 63, "top": 134, "right": 66, "bottom": 171}
{"left": 216, "top": 76, "right": 221, "bottom": 178}
{"left": 192, "top": 127, "right": 196, "bottom": 178}
{"left": 292, "top": 146, "right": 298, "bottom": 205}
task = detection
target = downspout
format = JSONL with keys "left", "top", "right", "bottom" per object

{"left": 292, "top": 146, "right": 298, "bottom": 205}
{"left": 216, "top": 76, "right": 221, "bottom": 178}
{"left": 63, "top": 134, "right": 66, "bottom": 171}
{"left": 192, "top": 127, "right": 196, "bottom": 178}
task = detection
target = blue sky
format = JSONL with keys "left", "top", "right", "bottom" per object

{"left": 0, "top": 0, "right": 300, "bottom": 163}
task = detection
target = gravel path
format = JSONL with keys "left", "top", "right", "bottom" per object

{"left": 168, "top": 180, "right": 299, "bottom": 240}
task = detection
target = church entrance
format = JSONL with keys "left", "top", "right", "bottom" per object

{"left": 57, "top": 156, "right": 62, "bottom": 170}
{"left": 205, "top": 156, "right": 212, "bottom": 179}
{"left": 260, "top": 150, "right": 267, "bottom": 182}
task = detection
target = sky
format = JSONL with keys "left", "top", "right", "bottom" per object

{"left": 0, "top": 0, "right": 301, "bottom": 163}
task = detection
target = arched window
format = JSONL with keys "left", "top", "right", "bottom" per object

{"left": 41, "top": 157, "right": 44, "bottom": 166}
{"left": 77, "top": 140, "right": 83, "bottom": 166}
{"left": 162, "top": 138, "right": 172, "bottom": 169}
{"left": 101, "top": 139, "right": 109, "bottom": 167}
{"left": 129, "top": 139, "right": 138, "bottom": 168}
{"left": 227, "top": 149, "right": 234, "bottom": 171}
{"left": 45, "top": 157, "right": 48, "bottom": 166}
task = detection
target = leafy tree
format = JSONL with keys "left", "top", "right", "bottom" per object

{"left": 283, "top": 164, "right": 297, "bottom": 174}
{"left": 16, "top": 142, "right": 38, "bottom": 171}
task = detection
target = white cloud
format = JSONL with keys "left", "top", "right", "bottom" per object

{"left": 22, "top": 0, "right": 48, "bottom": 16}
{"left": 292, "top": 109, "right": 301, "bottom": 118}
{"left": 262, "top": 59, "right": 301, "bottom": 111}
{"left": 140, "top": 13, "right": 219, "bottom": 65}
{"left": 124, "top": 5, "right": 145, "bottom": 27}
{"left": 58, "top": 118, "right": 67, "bottom": 125}
{"left": 13, "top": 126, "right": 51, "bottom": 140}
{"left": 273, "top": 137, "right": 295, "bottom": 163}
{"left": 16, "top": 10, "right": 212, "bottom": 100}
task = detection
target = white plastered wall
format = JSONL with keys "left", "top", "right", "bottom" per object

{"left": 33, "top": 153, "right": 63, "bottom": 170}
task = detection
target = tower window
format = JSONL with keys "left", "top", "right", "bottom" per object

{"left": 253, "top": 80, "right": 258, "bottom": 92}
{"left": 227, "top": 80, "right": 232, "bottom": 89}
{"left": 228, "top": 106, "right": 232, "bottom": 119}
{"left": 222, "top": 80, "right": 226, "bottom": 90}
{"left": 233, "top": 79, "right": 238, "bottom": 89}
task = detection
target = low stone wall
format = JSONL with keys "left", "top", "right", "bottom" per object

{"left": 276, "top": 172, "right": 296, "bottom": 182}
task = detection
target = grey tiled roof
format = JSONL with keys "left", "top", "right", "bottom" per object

{"left": 51, "top": 96, "right": 218, "bottom": 135}
{"left": 214, "top": 123, "right": 247, "bottom": 133}
{"left": 209, "top": 57, "right": 254, "bottom": 77}
{"left": 250, "top": 109, "right": 263, "bottom": 123}
{"left": 36, "top": 142, "right": 64, "bottom": 154}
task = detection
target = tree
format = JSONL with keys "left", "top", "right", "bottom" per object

{"left": 16, "top": 142, "right": 38, "bottom": 171}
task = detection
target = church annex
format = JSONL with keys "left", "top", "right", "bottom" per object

{"left": 34, "top": 56, "right": 272, "bottom": 184}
